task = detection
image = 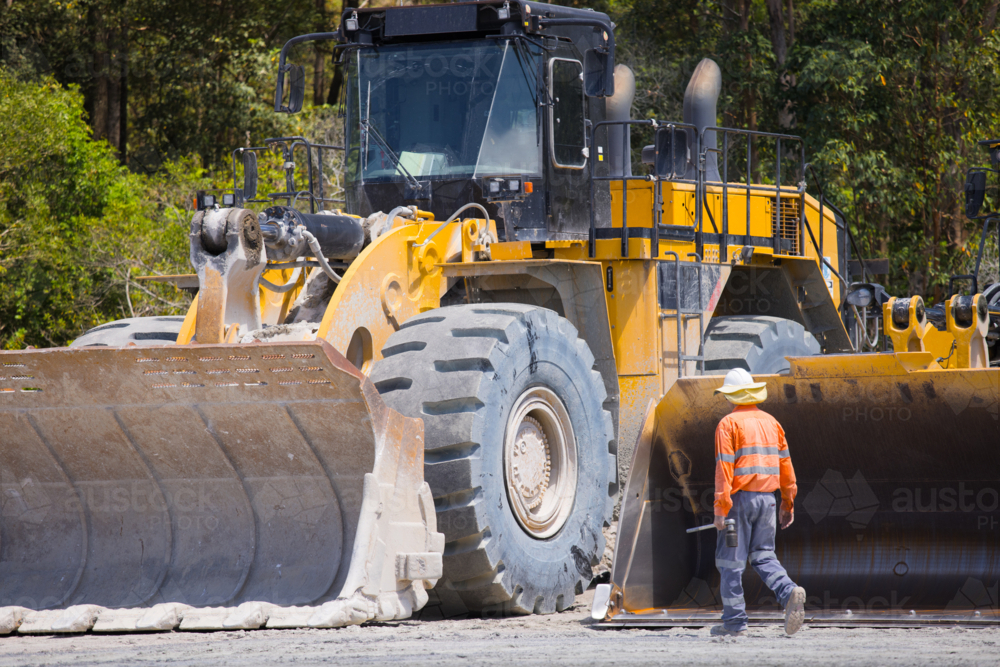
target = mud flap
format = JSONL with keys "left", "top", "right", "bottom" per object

{"left": 0, "top": 341, "right": 443, "bottom": 633}
{"left": 604, "top": 352, "right": 1000, "bottom": 626}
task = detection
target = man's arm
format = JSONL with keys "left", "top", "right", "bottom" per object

{"left": 714, "top": 418, "right": 736, "bottom": 528}
{"left": 777, "top": 422, "right": 797, "bottom": 529}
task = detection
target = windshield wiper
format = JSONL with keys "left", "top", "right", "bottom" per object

{"left": 360, "top": 116, "right": 423, "bottom": 191}
{"left": 360, "top": 81, "right": 425, "bottom": 195}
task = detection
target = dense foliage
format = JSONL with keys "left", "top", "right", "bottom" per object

{"left": 594, "top": 0, "right": 1000, "bottom": 295}
{"left": 1, "top": 0, "right": 998, "bottom": 349}
{"left": 0, "top": 69, "right": 204, "bottom": 348}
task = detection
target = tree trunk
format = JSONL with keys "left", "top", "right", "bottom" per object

{"left": 328, "top": 63, "right": 344, "bottom": 106}
{"left": 786, "top": 0, "right": 795, "bottom": 46}
{"left": 119, "top": 21, "right": 128, "bottom": 165}
{"left": 88, "top": 2, "right": 128, "bottom": 161}
{"left": 90, "top": 6, "right": 110, "bottom": 143}
{"left": 313, "top": 0, "right": 327, "bottom": 107}
{"left": 984, "top": 2, "right": 999, "bottom": 35}
{"left": 766, "top": 0, "right": 797, "bottom": 129}
{"left": 329, "top": 0, "right": 355, "bottom": 105}
{"left": 734, "top": 0, "right": 758, "bottom": 177}
{"left": 720, "top": 0, "right": 741, "bottom": 33}
{"left": 106, "top": 26, "right": 121, "bottom": 156}
{"left": 314, "top": 49, "right": 326, "bottom": 107}
{"left": 764, "top": 0, "right": 787, "bottom": 67}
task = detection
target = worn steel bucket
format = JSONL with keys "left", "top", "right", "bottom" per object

{"left": 0, "top": 341, "right": 442, "bottom": 633}
{"left": 604, "top": 353, "right": 999, "bottom": 627}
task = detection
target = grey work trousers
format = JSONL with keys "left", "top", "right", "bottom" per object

{"left": 716, "top": 491, "right": 797, "bottom": 631}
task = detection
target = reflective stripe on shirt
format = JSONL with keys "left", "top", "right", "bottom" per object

{"left": 734, "top": 465, "right": 780, "bottom": 476}
{"left": 735, "top": 445, "right": 780, "bottom": 456}
{"left": 714, "top": 405, "right": 797, "bottom": 517}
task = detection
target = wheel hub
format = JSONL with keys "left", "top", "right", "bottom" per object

{"left": 510, "top": 417, "right": 551, "bottom": 509}
{"left": 503, "top": 387, "right": 577, "bottom": 539}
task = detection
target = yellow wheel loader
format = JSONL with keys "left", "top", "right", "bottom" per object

{"left": 1, "top": 1, "right": 997, "bottom": 635}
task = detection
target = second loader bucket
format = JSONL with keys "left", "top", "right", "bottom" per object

{"left": 605, "top": 352, "right": 999, "bottom": 627}
{"left": 0, "top": 341, "right": 443, "bottom": 634}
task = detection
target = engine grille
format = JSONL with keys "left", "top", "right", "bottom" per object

{"left": 770, "top": 196, "right": 800, "bottom": 255}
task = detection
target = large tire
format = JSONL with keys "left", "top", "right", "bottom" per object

{"left": 985, "top": 283, "right": 1000, "bottom": 365}
{"left": 702, "top": 315, "right": 820, "bottom": 374}
{"left": 70, "top": 316, "right": 186, "bottom": 348}
{"left": 370, "top": 304, "right": 616, "bottom": 615}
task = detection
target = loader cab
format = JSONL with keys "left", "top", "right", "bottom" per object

{"left": 335, "top": 1, "right": 613, "bottom": 242}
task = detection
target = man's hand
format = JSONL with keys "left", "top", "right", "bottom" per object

{"left": 714, "top": 515, "right": 726, "bottom": 531}
{"left": 779, "top": 507, "right": 794, "bottom": 529}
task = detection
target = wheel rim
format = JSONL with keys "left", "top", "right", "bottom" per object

{"left": 503, "top": 386, "right": 577, "bottom": 539}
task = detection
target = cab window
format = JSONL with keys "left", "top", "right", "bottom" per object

{"left": 549, "top": 59, "right": 586, "bottom": 169}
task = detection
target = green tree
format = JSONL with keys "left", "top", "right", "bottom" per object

{"left": 0, "top": 0, "right": 338, "bottom": 171}
{"left": 791, "top": 0, "right": 1000, "bottom": 299}
{"left": 0, "top": 68, "right": 197, "bottom": 348}
{"left": 560, "top": 0, "right": 1000, "bottom": 300}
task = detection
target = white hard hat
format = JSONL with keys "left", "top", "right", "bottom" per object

{"left": 714, "top": 368, "right": 767, "bottom": 394}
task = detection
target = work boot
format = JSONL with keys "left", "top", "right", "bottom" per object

{"left": 710, "top": 624, "right": 745, "bottom": 637}
{"left": 784, "top": 586, "right": 806, "bottom": 635}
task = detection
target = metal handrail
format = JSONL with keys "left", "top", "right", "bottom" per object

{"left": 699, "top": 126, "right": 807, "bottom": 260}
{"left": 587, "top": 118, "right": 809, "bottom": 261}
{"left": 588, "top": 120, "right": 700, "bottom": 258}
{"left": 661, "top": 251, "right": 706, "bottom": 377}
{"left": 588, "top": 119, "right": 652, "bottom": 257}
{"left": 231, "top": 136, "right": 346, "bottom": 213}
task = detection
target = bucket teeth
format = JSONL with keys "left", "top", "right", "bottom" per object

{"left": 0, "top": 607, "right": 28, "bottom": 635}
{"left": 307, "top": 596, "right": 377, "bottom": 628}
{"left": 94, "top": 609, "right": 151, "bottom": 633}
{"left": 15, "top": 610, "right": 66, "bottom": 634}
{"left": 223, "top": 602, "right": 275, "bottom": 630}
{"left": 135, "top": 603, "right": 191, "bottom": 632}
{"left": 178, "top": 608, "right": 238, "bottom": 632}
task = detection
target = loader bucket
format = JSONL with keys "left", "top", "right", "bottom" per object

{"left": 606, "top": 352, "right": 1000, "bottom": 627}
{"left": 0, "top": 341, "right": 442, "bottom": 634}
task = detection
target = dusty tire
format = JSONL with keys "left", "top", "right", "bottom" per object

{"left": 702, "top": 315, "right": 820, "bottom": 374}
{"left": 70, "top": 316, "right": 186, "bottom": 347}
{"left": 985, "top": 283, "right": 1000, "bottom": 364}
{"left": 370, "top": 304, "right": 616, "bottom": 615}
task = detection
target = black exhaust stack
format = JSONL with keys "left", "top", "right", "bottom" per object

{"left": 683, "top": 59, "right": 722, "bottom": 183}
{"left": 606, "top": 64, "right": 636, "bottom": 179}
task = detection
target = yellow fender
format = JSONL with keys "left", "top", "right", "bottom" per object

{"left": 316, "top": 217, "right": 493, "bottom": 372}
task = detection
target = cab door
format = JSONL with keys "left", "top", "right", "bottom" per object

{"left": 546, "top": 57, "right": 590, "bottom": 239}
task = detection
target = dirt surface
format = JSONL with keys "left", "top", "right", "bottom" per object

{"left": 1, "top": 588, "right": 997, "bottom": 667}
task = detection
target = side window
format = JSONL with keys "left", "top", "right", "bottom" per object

{"left": 549, "top": 58, "right": 586, "bottom": 169}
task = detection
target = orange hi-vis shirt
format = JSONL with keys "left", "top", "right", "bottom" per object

{"left": 714, "top": 405, "right": 797, "bottom": 517}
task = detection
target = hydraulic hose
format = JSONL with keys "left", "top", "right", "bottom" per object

{"left": 414, "top": 203, "right": 492, "bottom": 248}
{"left": 259, "top": 266, "right": 304, "bottom": 293}
{"left": 302, "top": 229, "right": 342, "bottom": 284}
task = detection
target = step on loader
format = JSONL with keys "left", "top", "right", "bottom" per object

{"left": 1, "top": 1, "right": 997, "bottom": 635}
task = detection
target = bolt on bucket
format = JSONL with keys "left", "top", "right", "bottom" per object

{"left": 0, "top": 341, "right": 443, "bottom": 633}
{"left": 603, "top": 352, "right": 999, "bottom": 627}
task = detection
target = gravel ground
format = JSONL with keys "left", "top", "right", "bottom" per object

{"left": 1, "top": 589, "right": 997, "bottom": 667}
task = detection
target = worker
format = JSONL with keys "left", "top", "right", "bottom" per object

{"left": 710, "top": 368, "right": 805, "bottom": 637}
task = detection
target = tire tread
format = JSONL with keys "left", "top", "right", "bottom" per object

{"left": 370, "top": 304, "right": 614, "bottom": 614}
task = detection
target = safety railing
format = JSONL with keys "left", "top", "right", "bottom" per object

{"left": 232, "top": 136, "right": 346, "bottom": 213}
{"left": 587, "top": 120, "right": 699, "bottom": 258}
{"left": 699, "top": 127, "right": 806, "bottom": 262}
{"left": 586, "top": 119, "right": 809, "bottom": 262}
